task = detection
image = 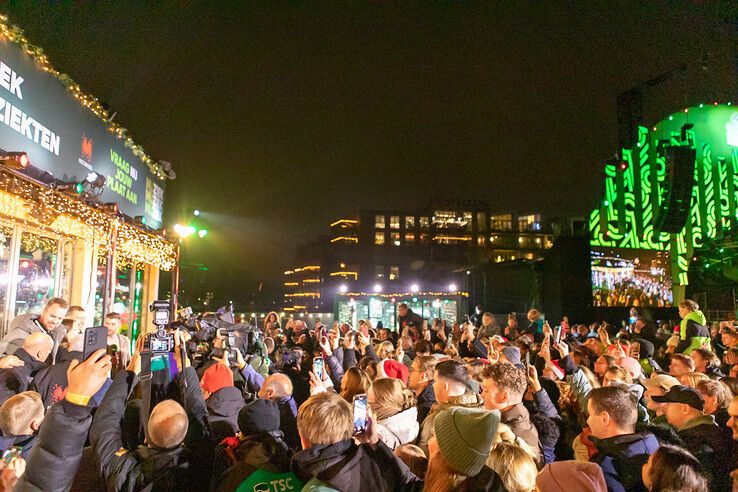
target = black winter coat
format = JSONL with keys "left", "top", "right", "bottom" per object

{"left": 89, "top": 368, "right": 212, "bottom": 492}
{"left": 416, "top": 383, "right": 436, "bottom": 426}
{"left": 15, "top": 399, "right": 94, "bottom": 492}
{"left": 0, "top": 349, "right": 47, "bottom": 406}
{"left": 291, "top": 439, "right": 419, "bottom": 492}
{"left": 678, "top": 416, "right": 737, "bottom": 491}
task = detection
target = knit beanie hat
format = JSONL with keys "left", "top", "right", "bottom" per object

{"left": 433, "top": 407, "right": 500, "bottom": 477}
{"left": 501, "top": 346, "right": 521, "bottom": 366}
{"left": 237, "top": 399, "right": 281, "bottom": 435}
{"left": 200, "top": 363, "right": 233, "bottom": 394}
{"left": 536, "top": 461, "right": 607, "bottom": 492}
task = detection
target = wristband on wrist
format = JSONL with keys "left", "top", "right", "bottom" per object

{"left": 65, "top": 392, "right": 91, "bottom": 406}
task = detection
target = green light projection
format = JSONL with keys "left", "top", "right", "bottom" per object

{"left": 590, "top": 104, "right": 738, "bottom": 287}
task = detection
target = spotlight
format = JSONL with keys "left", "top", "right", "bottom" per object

{"left": 448, "top": 283, "right": 457, "bottom": 291}
{"left": 373, "top": 283, "right": 382, "bottom": 293}
{"left": 410, "top": 283, "right": 419, "bottom": 293}
{"left": 339, "top": 284, "right": 348, "bottom": 293}
{"left": 193, "top": 209, "right": 200, "bottom": 216}
{"left": 0, "top": 151, "right": 29, "bottom": 169}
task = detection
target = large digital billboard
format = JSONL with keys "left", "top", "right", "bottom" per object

{"left": 0, "top": 35, "right": 165, "bottom": 227}
{"left": 591, "top": 248, "right": 672, "bottom": 307}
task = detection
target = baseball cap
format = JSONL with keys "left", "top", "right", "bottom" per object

{"left": 651, "top": 385, "right": 704, "bottom": 411}
{"left": 639, "top": 374, "right": 681, "bottom": 393}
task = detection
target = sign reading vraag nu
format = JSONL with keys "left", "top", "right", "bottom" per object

{"left": 0, "top": 36, "right": 164, "bottom": 228}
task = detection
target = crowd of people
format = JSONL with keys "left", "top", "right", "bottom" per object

{"left": 0, "top": 297, "right": 736, "bottom": 491}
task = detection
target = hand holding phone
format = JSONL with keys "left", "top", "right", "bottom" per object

{"left": 82, "top": 326, "right": 108, "bottom": 361}
{"left": 553, "top": 325, "right": 562, "bottom": 344}
{"left": 312, "top": 356, "right": 324, "bottom": 381}
{"left": 353, "top": 394, "right": 368, "bottom": 433}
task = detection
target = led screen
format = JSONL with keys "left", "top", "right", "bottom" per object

{"left": 591, "top": 248, "right": 672, "bottom": 307}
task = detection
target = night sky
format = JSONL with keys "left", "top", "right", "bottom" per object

{"left": 4, "top": 4, "right": 736, "bottom": 304}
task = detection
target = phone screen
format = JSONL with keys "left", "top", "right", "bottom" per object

{"left": 313, "top": 356, "right": 324, "bottom": 381}
{"left": 353, "top": 394, "right": 368, "bottom": 433}
{"left": 553, "top": 326, "right": 562, "bottom": 344}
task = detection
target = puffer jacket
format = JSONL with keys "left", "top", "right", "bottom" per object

{"left": 375, "top": 407, "right": 419, "bottom": 450}
{"left": 417, "top": 391, "right": 483, "bottom": 454}
{"left": 591, "top": 431, "right": 659, "bottom": 492}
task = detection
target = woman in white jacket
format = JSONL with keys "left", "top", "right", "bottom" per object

{"left": 368, "top": 377, "right": 420, "bottom": 450}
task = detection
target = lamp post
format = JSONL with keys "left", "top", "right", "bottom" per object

{"left": 170, "top": 223, "right": 207, "bottom": 317}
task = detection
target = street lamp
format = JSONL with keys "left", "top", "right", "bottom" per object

{"left": 170, "top": 222, "right": 208, "bottom": 316}
{"left": 410, "top": 283, "right": 419, "bottom": 293}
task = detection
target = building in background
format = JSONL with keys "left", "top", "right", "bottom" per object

{"left": 283, "top": 198, "right": 554, "bottom": 325}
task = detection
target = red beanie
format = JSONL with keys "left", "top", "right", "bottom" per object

{"left": 201, "top": 363, "right": 233, "bottom": 394}
{"left": 378, "top": 359, "right": 409, "bottom": 384}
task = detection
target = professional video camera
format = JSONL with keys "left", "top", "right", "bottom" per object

{"left": 144, "top": 300, "right": 175, "bottom": 354}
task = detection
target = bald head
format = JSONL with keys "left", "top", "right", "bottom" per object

{"left": 148, "top": 400, "right": 188, "bottom": 450}
{"left": 23, "top": 333, "right": 53, "bottom": 362}
{"left": 258, "top": 373, "right": 293, "bottom": 400}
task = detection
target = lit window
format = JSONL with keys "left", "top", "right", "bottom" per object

{"left": 375, "top": 265, "right": 385, "bottom": 278}
{"left": 419, "top": 216, "right": 429, "bottom": 228}
{"left": 405, "top": 216, "right": 415, "bottom": 228}
{"left": 390, "top": 215, "right": 400, "bottom": 229}
{"left": 419, "top": 232, "right": 429, "bottom": 243}
{"left": 477, "top": 236, "right": 485, "bottom": 246}
{"left": 405, "top": 232, "right": 415, "bottom": 243}
{"left": 490, "top": 214, "right": 513, "bottom": 231}
{"left": 375, "top": 215, "right": 385, "bottom": 229}
{"left": 463, "top": 212, "right": 473, "bottom": 231}
{"left": 389, "top": 266, "right": 399, "bottom": 280}
{"left": 518, "top": 214, "right": 541, "bottom": 232}
{"left": 391, "top": 232, "right": 400, "bottom": 246}
{"left": 375, "top": 232, "right": 385, "bottom": 245}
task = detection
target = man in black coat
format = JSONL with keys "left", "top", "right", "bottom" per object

{"left": 200, "top": 360, "right": 246, "bottom": 441}
{"left": 397, "top": 303, "right": 423, "bottom": 333}
{"left": 654, "top": 385, "right": 737, "bottom": 491}
{"left": 291, "top": 392, "right": 419, "bottom": 491}
{"left": 0, "top": 333, "right": 52, "bottom": 405}
{"left": 90, "top": 340, "right": 213, "bottom": 491}
{"left": 14, "top": 349, "right": 111, "bottom": 491}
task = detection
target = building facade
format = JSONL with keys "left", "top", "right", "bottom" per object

{"left": 283, "top": 198, "right": 554, "bottom": 321}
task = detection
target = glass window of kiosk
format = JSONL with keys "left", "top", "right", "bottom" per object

{"left": 0, "top": 224, "right": 13, "bottom": 329}
{"left": 14, "top": 232, "right": 58, "bottom": 316}
{"left": 113, "top": 265, "right": 132, "bottom": 336}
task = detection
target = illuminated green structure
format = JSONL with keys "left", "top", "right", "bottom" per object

{"left": 590, "top": 104, "right": 738, "bottom": 301}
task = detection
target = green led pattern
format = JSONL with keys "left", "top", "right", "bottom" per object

{"left": 590, "top": 104, "right": 738, "bottom": 286}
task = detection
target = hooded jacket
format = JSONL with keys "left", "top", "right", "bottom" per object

{"left": 591, "top": 431, "right": 659, "bottom": 492}
{"left": 675, "top": 310, "right": 710, "bottom": 355}
{"left": 417, "top": 391, "right": 483, "bottom": 454}
{"left": 206, "top": 386, "right": 246, "bottom": 442}
{"left": 291, "top": 439, "right": 418, "bottom": 492}
{"left": 375, "top": 407, "right": 419, "bottom": 450}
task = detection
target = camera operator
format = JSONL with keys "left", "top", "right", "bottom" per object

{"left": 89, "top": 332, "right": 213, "bottom": 491}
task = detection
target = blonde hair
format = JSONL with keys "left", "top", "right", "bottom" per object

{"left": 377, "top": 341, "right": 395, "bottom": 359}
{"left": 297, "top": 392, "right": 353, "bottom": 446}
{"left": 527, "top": 309, "right": 540, "bottom": 321}
{"left": 0, "top": 391, "right": 44, "bottom": 436}
{"left": 494, "top": 423, "right": 538, "bottom": 459}
{"left": 679, "top": 372, "right": 709, "bottom": 388}
{"left": 370, "top": 377, "right": 417, "bottom": 421}
{"left": 424, "top": 449, "right": 467, "bottom": 492}
{"left": 605, "top": 365, "right": 633, "bottom": 385}
{"left": 340, "top": 367, "right": 371, "bottom": 402}
{"left": 487, "top": 441, "right": 537, "bottom": 492}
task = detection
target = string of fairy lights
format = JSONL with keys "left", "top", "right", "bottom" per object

{"left": 0, "top": 169, "right": 176, "bottom": 270}
{"left": 0, "top": 14, "right": 170, "bottom": 181}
